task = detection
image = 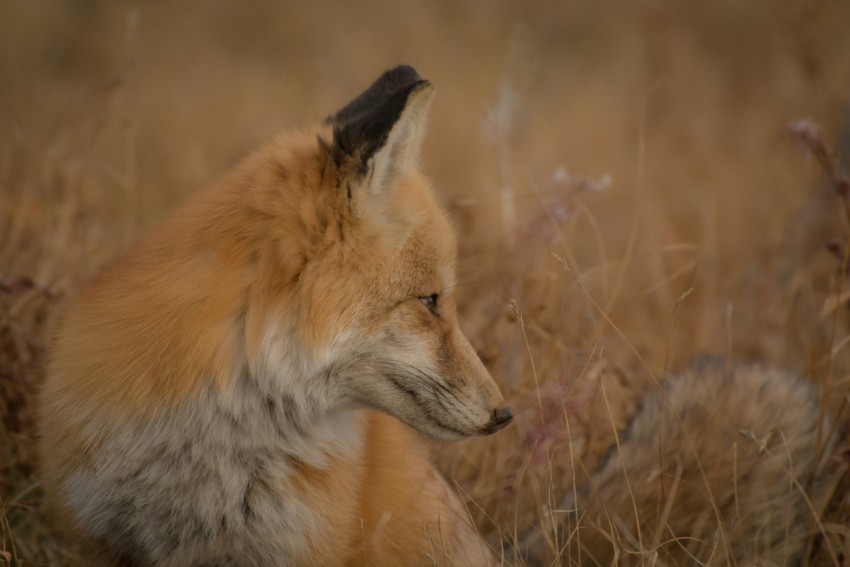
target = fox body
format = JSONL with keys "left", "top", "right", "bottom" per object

{"left": 524, "top": 359, "right": 837, "bottom": 565}
{"left": 38, "top": 66, "right": 511, "bottom": 565}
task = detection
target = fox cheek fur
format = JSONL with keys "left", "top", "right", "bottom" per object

{"left": 338, "top": 306, "right": 510, "bottom": 441}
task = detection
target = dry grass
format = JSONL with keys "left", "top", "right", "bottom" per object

{"left": 2, "top": 0, "right": 850, "bottom": 564}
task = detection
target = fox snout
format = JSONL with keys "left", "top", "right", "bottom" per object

{"left": 434, "top": 326, "right": 513, "bottom": 438}
{"left": 470, "top": 395, "right": 513, "bottom": 437}
{"left": 484, "top": 406, "right": 514, "bottom": 434}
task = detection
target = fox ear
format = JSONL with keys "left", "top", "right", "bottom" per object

{"left": 329, "top": 65, "right": 434, "bottom": 196}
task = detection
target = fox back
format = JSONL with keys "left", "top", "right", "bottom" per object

{"left": 38, "top": 66, "right": 511, "bottom": 565}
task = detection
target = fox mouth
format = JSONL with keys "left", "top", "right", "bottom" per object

{"left": 379, "top": 364, "right": 488, "bottom": 437}
{"left": 386, "top": 374, "right": 469, "bottom": 436}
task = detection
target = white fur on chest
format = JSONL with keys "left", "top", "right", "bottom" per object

{"left": 65, "top": 366, "right": 365, "bottom": 566}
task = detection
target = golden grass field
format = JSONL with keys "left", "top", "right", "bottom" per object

{"left": 3, "top": 0, "right": 850, "bottom": 564}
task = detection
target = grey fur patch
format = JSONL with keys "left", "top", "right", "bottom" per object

{"left": 65, "top": 363, "right": 364, "bottom": 565}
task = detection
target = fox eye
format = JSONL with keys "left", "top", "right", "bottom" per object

{"left": 419, "top": 293, "right": 439, "bottom": 315}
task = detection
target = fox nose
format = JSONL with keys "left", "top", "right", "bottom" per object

{"left": 483, "top": 406, "right": 513, "bottom": 434}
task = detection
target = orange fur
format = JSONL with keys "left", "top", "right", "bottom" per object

{"left": 38, "top": 67, "right": 508, "bottom": 565}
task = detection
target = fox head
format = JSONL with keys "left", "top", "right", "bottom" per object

{"left": 241, "top": 66, "right": 512, "bottom": 440}
{"left": 50, "top": 66, "right": 511, "bottom": 444}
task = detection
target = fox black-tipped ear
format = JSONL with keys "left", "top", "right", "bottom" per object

{"left": 330, "top": 65, "right": 424, "bottom": 127}
{"left": 330, "top": 65, "right": 434, "bottom": 195}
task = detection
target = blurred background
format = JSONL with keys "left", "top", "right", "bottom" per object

{"left": 2, "top": 0, "right": 850, "bottom": 563}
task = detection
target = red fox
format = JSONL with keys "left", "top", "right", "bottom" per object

{"left": 37, "top": 66, "right": 513, "bottom": 565}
